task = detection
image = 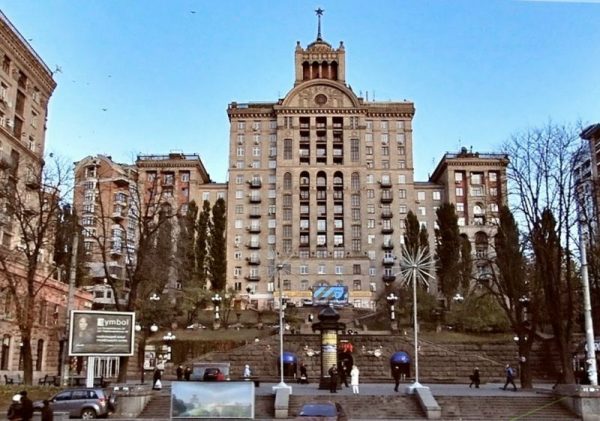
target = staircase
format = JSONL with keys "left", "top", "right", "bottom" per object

{"left": 288, "top": 394, "right": 426, "bottom": 419}
{"left": 437, "top": 396, "right": 580, "bottom": 420}
{"left": 136, "top": 390, "right": 171, "bottom": 419}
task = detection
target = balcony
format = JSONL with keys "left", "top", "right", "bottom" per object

{"left": 112, "top": 211, "right": 126, "bottom": 221}
{"left": 248, "top": 179, "right": 262, "bottom": 188}
{"left": 248, "top": 194, "right": 261, "bottom": 203}
{"left": 381, "top": 210, "right": 393, "bottom": 219}
{"left": 113, "top": 175, "right": 130, "bottom": 187}
{"left": 380, "top": 192, "right": 394, "bottom": 203}
{"left": 246, "top": 256, "right": 261, "bottom": 265}
{"left": 246, "top": 225, "right": 261, "bottom": 233}
{"left": 379, "top": 179, "right": 392, "bottom": 188}
{"left": 24, "top": 175, "right": 40, "bottom": 190}
{"left": 383, "top": 256, "right": 395, "bottom": 266}
{"left": 382, "top": 274, "right": 396, "bottom": 283}
{"left": 382, "top": 241, "right": 394, "bottom": 250}
{"left": 245, "top": 275, "right": 261, "bottom": 282}
{"left": 110, "top": 245, "right": 122, "bottom": 256}
{"left": 249, "top": 211, "right": 262, "bottom": 218}
{"left": 246, "top": 241, "right": 260, "bottom": 249}
{"left": 381, "top": 226, "right": 394, "bottom": 234}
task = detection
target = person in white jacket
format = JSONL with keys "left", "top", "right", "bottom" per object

{"left": 350, "top": 365, "right": 360, "bottom": 394}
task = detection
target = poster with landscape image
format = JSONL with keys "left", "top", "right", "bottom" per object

{"left": 171, "top": 381, "right": 254, "bottom": 419}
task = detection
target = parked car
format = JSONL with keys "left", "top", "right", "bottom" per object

{"left": 302, "top": 299, "right": 314, "bottom": 307}
{"left": 295, "top": 401, "right": 347, "bottom": 421}
{"left": 34, "top": 388, "right": 116, "bottom": 419}
{"left": 202, "top": 367, "right": 226, "bottom": 381}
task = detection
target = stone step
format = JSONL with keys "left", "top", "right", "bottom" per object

{"left": 436, "top": 396, "right": 581, "bottom": 420}
{"left": 137, "top": 392, "right": 171, "bottom": 419}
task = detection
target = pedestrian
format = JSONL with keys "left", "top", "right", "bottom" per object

{"left": 20, "top": 391, "right": 33, "bottom": 421}
{"left": 41, "top": 399, "right": 54, "bottom": 421}
{"left": 469, "top": 367, "right": 480, "bottom": 388}
{"left": 184, "top": 366, "right": 192, "bottom": 381}
{"left": 392, "top": 364, "right": 401, "bottom": 392}
{"left": 339, "top": 362, "right": 349, "bottom": 387}
{"left": 328, "top": 364, "right": 338, "bottom": 393}
{"left": 350, "top": 365, "right": 360, "bottom": 394}
{"left": 152, "top": 367, "right": 162, "bottom": 390}
{"left": 243, "top": 364, "right": 252, "bottom": 378}
{"left": 503, "top": 364, "right": 517, "bottom": 391}
{"left": 299, "top": 361, "right": 308, "bottom": 384}
{"left": 176, "top": 365, "right": 184, "bottom": 381}
{"left": 7, "top": 393, "right": 23, "bottom": 420}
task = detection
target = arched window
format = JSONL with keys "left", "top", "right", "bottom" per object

{"left": 283, "top": 172, "right": 292, "bottom": 190}
{"left": 299, "top": 171, "right": 310, "bottom": 186}
{"left": 316, "top": 172, "right": 327, "bottom": 187}
{"left": 351, "top": 173, "right": 360, "bottom": 191}
{"left": 475, "top": 231, "right": 489, "bottom": 259}
{"left": 333, "top": 172, "right": 344, "bottom": 187}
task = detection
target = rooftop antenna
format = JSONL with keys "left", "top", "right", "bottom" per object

{"left": 315, "top": 8, "right": 324, "bottom": 41}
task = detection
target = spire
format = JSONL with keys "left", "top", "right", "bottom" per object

{"left": 315, "top": 8, "right": 324, "bottom": 41}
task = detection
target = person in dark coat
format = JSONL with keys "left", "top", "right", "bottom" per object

{"left": 7, "top": 394, "right": 22, "bottom": 420}
{"left": 328, "top": 365, "right": 338, "bottom": 393}
{"left": 469, "top": 367, "right": 480, "bottom": 388}
{"left": 20, "top": 391, "right": 34, "bottom": 421}
{"left": 184, "top": 366, "right": 192, "bottom": 381}
{"left": 339, "top": 362, "right": 349, "bottom": 387}
{"left": 392, "top": 364, "right": 402, "bottom": 392}
{"left": 152, "top": 367, "right": 162, "bottom": 389}
{"left": 176, "top": 365, "right": 184, "bottom": 381}
{"left": 503, "top": 364, "right": 517, "bottom": 391}
{"left": 299, "top": 361, "right": 308, "bottom": 384}
{"left": 41, "top": 399, "right": 54, "bottom": 421}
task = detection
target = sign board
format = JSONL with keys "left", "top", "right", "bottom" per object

{"left": 69, "top": 310, "right": 135, "bottom": 356}
{"left": 313, "top": 285, "right": 349, "bottom": 305}
{"left": 171, "top": 381, "right": 254, "bottom": 419}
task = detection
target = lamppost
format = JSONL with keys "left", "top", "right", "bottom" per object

{"left": 162, "top": 331, "right": 176, "bottom": 366}
{"left": 212, "top": 293, "right": 223, "bottom": 330}
{"left": 399, "top": 246, "right": 434, "bottom": 394}
{"left": 273, "top": 263, "right": 291, "bottom": 393}
{"left": 386, "top": 292, "right": 399, "bottom": 331}
{"left": 135, "top": 323, "right": 158, "bottom": 384}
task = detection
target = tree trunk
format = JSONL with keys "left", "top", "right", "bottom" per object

{"left": 21, "top": 338, "right": 33, "bottom": 385}
{"left": 118, "top": 356, "right": 130, "bottom": 383}
{"left": 518, "top": 343, "right": 533, "bottom": 389}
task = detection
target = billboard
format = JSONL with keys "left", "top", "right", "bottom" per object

{"left": 69, "top": 310, "right": 135, "bottom": 356}
{"left": 171, "top": 381, "right": 254, "bottom": 419}
{"left": 313, "top": 285, "right": 349, "bottom": 305}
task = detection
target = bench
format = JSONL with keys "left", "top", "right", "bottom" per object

{"left": 4, "top": 374, "right": 14, "bottom": 385}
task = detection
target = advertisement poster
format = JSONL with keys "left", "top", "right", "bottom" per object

{"left": 171, "top": 381, "right": 254, "bottom": 419}
{"left": 69, "top": 310, "right": 135, "bottom": 356}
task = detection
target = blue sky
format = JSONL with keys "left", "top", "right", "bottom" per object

{"left": 1, "top": 0, "right": 599, "bottom": 181}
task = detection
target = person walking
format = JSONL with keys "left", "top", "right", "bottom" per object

{"left": 20, "top": 391, "right": 33, "bottom": 421}
{"left": 184, "top": 366, "right": 192, "bottom": 381}
{"left": 503, "top": 364, "right": 517, "bottom": 391}
{"left": 176, "top": 365, "right": 184, "bottom": 381}
{"left": 469, "top": 367, "right": 480, "bottom": 388}
{"left": 328, "top": 364, "right": 338, "bottom": 393}
{"left": 152, "top": 367, "right": 162, "bottom": 390}
{"left": 392, "top": 364, "right": 402, "bottom": 392}
{"left": 339, "top": 362, "right": 349, "bottom": 387}
{"left": 299, "top": 361, "right": 308, "bottom": 384}
{"left": 41, "top": 399, "right": 54, "bottom": 421}
{"left": 350, "top": 365, "right": 360, "bottom": 394}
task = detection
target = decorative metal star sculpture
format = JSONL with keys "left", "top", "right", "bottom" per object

{"left": 398, "top": 246, "right": 435, "bottom": 288}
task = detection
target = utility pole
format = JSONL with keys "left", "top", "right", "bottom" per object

{"left": 61, "top": 232, "right": 78, "bottom": 386}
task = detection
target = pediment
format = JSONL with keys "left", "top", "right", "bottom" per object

{"left": 282, "top": 81, "right": 360, "bottom": 109}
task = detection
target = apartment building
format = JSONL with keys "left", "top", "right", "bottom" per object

{"left": 0, "top": 11, "right": 92, "bottom": 379}
{"left": 577, "top": 124, "right": 600, "bottom": 230}
{"left": 73, "top": 152, "right": 226, "bottom": 306}
{"left": 225, "top": 27, "right": 508, "bottom": 309}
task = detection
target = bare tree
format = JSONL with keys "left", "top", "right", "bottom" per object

{"left": 504, "top": 122, "right": 582, "bottom": 383}
{"left": 0, "top": 156, "right": 72, "bottom": 384}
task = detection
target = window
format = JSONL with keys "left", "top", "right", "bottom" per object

{"left": 490, "top": 203, "right": 499, "bottom": 212}
{"left": 433, "top": 191, "right": 441, "bottom": 200}
{"left": 252, "top": 121, "right": 261, "bottom": 131}
{"left": 235, "top": 190, "right": 243, "bottom": 199}
{"left": 455, "top": 172, "right": 463, "bottom": 182}
{"left": 471, "top": 186, "right": 484, "bottom": 196}
{"left": 252, "top": 146, "right": 261, "bottom": 156}
{"left": 335, "top": 265, "right": 343, "bottom": 275}
{"left": 456, "top": 187, "right": 464, "bottom": 197}
{"left": 366, "top": 120, "right": 373, "bottom": 131}
{"left": 398, "top": 160, "right": 406, "bottom": 169}
{"left": 367, "top": 204, "right": 375, "bottom": 214}
{"left": 417, "top": 191, "right": 425, "bottom": 201}
{"left": 399, "top": 189, "right": 407, "bottom": 199}
{"left": 418, "top": 207, "right": 426, "bottom": 216}
{"left": 396, "top": 121, "right": 405, "bottom": 130}
{"left": 366, "top": 146, "right": 373, "bottom": 155}
{"left": 398, "top": 174, "right": 406, "bottom": 184}
{"left": 238, "top": 121, "right": 245, "bottom": 130}
{"left": 458, "top": 217, "right": 465, "bottom": 226}
{"left": 382, "top": 146, "right": 389, "bottom": 156}
{"left": 351, "top": 139, "right": 359, "bottom": 162}
{"left": 490, "top": 187, "right": 498, "bottom": 197}
{"left": 456, "top": 203, "right": 464, "bottom": 212}
{"left": 471, "top": 173, "right": 483, "bottom": 185}
{"left": 284, "top": 139, "right": 292, "bottom": 159}
{"left": 399, "top": 205, "right": 407, "bottom": 214}
{"left": 367, "top": 189, "right": 374, "bottom": 199}
{"left": 367, "top": 219, "right": 375, "bottom": 228}
{"left": 489, "top": 172, "right": 498, "bottom": 182}
{"left": 318, "top": 264, "right": 326, "bottom": 274}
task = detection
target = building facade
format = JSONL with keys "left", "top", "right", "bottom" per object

{"left": 0, "top": 11, "right": 93, "bottom": 381}
{"left": 225, "top": 27, "right": 508, "bottom": 309}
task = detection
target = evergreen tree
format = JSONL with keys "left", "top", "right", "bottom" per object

{"left": 435, "top": 203, "right": 461, "bottom": 302}
{"left": 208, "top": 198, "right": 227, "bottom": 291}
{"left": 196, "top": 200, "right": 211, "bottom": 288}
{"left": 404, "top": 211, "right": 421, "bottom": 256}
{"left": 459, "top": 235, "right": 472, "bottom": 292}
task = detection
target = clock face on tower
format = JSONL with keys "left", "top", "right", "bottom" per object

{"left": 314, "top": 94, "right": 328, "bottom": 105}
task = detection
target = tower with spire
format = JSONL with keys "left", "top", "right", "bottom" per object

{"left": 294, "top": 8, "right": 345, "bottom": 86}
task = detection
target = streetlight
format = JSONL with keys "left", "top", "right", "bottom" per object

{"left": 399, "top": 246, "right": 434, "bottom": 394}
{"left": 386, "top": 293, "right": 399, "bottom": 329}
{"left": 135, "top": 323, "right": 158, "bottom": 384}
{"left": 162, "top": 332, "right": 176, "bottom": 365}
{"left": 212, "top": 293, "right": 223, "bottom": 329}
{"left": 273, "top": 263, "right": 291, "bottom": 393}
